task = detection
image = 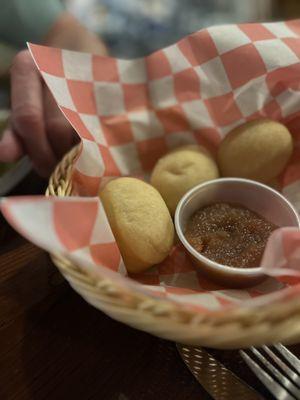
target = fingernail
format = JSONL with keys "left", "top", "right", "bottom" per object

{"left": 0, "top": 129, "right": 24, "bottom": 161}
{"left": 0, "top": 129, "right": 11, "bottom": 145}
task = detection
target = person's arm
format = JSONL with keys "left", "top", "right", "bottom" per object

{"left": 0, "top": 5, "right": 107, "bottom": 177}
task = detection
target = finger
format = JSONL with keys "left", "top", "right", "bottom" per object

{"left": 0, "top": 127, "right": 24, "bottom": 162}
{"left": 44, "top": 88, "right": 75, "bottom": 160}
{"left": 10, "top": 50, "right": 57, "bottom": 176}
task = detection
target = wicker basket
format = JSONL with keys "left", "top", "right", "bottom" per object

{"left": 46, "top": 147, "right": 300, "bottom": 349}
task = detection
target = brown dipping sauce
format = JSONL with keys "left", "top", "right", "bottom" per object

{"left": 185, "top": 203, "right": 278, "bottom": 268}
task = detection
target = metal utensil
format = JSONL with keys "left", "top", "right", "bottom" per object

{"left": 240, "top": 344, "right": 300, "bottom": 400}
{"left": 174, "top": 178, "right": 300, "bottom": 288}
{"left": 177, "top": 344, "right": 262, "bottom": 400}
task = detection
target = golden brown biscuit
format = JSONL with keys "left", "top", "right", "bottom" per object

{"left": 218, "top": 119, "right": 293, "bottom": 183}
{"left": 170, "top": 144, "right": 207, "bottom": 153}
{"left": 150, "top": 146, "right": 219, "bottom": 215}
{"left": 100, "top": 177, "right": 174, "bottom": 273}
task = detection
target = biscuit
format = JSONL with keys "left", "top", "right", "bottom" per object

{"left": 100, "top": 177, "right": 174, "bottom": 273}
{"left": 150, "top": 146, "right": 219, "bottom": 215}
{"left": 218, "top": 119, "right": 293, "bottom": 183}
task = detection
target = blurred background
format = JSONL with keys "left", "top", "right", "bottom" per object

{"left": 0, "top": 0, "right": 298, "bottom": 190}
{"left": 65, "top": 0, "right": 299, "bottom": 57}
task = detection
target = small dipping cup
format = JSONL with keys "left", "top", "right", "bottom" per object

{"left": 175, "top": 178, "right": 300, "bottom": 288}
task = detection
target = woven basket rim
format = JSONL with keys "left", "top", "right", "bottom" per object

{"left": 46, "top": 146, "right": 300, "bottom": 348}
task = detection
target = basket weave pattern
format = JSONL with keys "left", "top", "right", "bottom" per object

{"left": 46, "top": 147, "right": 300, "bottom": 348}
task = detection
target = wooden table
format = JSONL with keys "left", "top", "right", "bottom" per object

{"left": 0, "top": 172, "right": 208, "bottom": 400}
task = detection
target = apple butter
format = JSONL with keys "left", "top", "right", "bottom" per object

{"left": 185, "top": 203, "right": 278, "bottom": 268}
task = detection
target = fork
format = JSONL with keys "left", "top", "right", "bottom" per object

{"left": 240, "top": 344, "right": 300, "bottom": 400}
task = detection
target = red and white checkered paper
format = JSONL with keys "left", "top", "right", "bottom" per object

{"left": 3, "top": 20, "right": 300, "bottom": 314}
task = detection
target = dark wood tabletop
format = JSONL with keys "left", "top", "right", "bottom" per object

{"left": 0, "top": 172, "right": 209, "bottom": 400}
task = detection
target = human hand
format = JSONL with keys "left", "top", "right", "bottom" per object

{"left": 0, "top": 49, "right": 76, "bottom": 177}
{"left": 0, "top": 13, "right": 107, "bottom": 177}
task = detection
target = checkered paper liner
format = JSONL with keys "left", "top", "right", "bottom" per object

{"left": 3, "top": 20, "right": 300, "bottom": 314}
